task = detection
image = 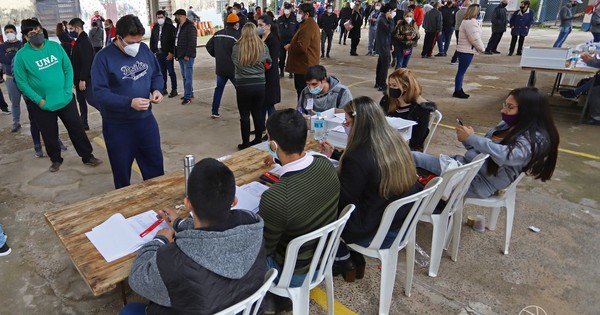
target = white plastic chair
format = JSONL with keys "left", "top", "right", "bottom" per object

{"left": 419, "top": 154, "right": 488, "bottom": 277}
{"left": 423, "top": 109, "right": 443, "bottom": 154}
{"left": 464, "top": 172, "right": 526, "bottom": 255}
{"left": 214, "top": 269, "right": 278, "bottom": 315}
{"left": 347, "top": 178, "right": 443, "bottom": 315}
{"left": 268, "top": 204, "right": 356, "bottom": 315}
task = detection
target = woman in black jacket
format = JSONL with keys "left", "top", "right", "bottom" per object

{"left": 380, "top": 68, "right": 436, "bottom": 151}
{"left": 258, "top": 15, "right": 281, "bottom": 124}
{"left": 348, "top": 3, "right": 363, "bottom": 55}
{"left": 56, "top": 22, "right": 73, "bottom": 56}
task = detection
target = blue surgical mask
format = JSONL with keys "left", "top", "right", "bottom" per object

{"left": 309, "top": 84, "right": 322, "bottom": 95}
{"left": 70, "top": 31, "right": 78, "bottom": 38}
{"left": 267, "top": 141, "right": 281, "bottom": 164}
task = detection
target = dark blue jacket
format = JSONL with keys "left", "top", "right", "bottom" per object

{"left": 510, "top": 9, "right": 534, "bottom": 37}
{"left": 0, "top": 41, "right": 23, "bottom": 77}
{"left": 91, "top": 43, "right": 163, "bottom": 123}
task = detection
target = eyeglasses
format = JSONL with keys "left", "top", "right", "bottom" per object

{"left": 502, "top": 102, "right": 518, "bottom": 110}
{"left": 27, "top": 30, "right": 42, "bottom": 37}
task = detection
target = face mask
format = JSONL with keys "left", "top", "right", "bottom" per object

{"left": 257, "top": 26, "right": 265, "bottom": 36}
{"left": 267, "top": 141, "right": 281, "bottom": 164}
{"left": 234, "top": 25, "right": 240, "bottom": 30}
{"left": 391, "top": 11, "right": 397, "bottom": 19}
{"left": 121, "top": 38, "right": 140, "bottom": 57}
{"left": 70, "top": 31, "right": 78, "bottom": 38}
{"left": 327, "top": 9, "right": 333, "bottom": 13}
{"left": 6, "top": 33, "right": 17, "bottom": 41}
{"left": 501, "top": 113, "right": 519, "bottom": 126}
{"left": 297, "top": 14, "right": 304, "bottom": 23}
{"left": 28, "top": 33, "right": 45, "bottom": 46}
{"left": 389, "top": 88, "right": 402, "bottom": 99}
{"left": 405, "top": 17, "right": 413, "bottom": 23}
{"left": 157, "top": 18, "right": 165, "bottom": 25}
{"left": 232, "top": 9, "right": 238, "bottom": 14}
{"left": 375, "top": 6, "right": 381, "bottom": 10}
{"left": 500, "top": 2, "right": 508, "bottom": 7}
{"left": 308, "top": 83, "right": 323, "bottom": 95}
{"left": 343, "top": 125, "right": 352, "bottom": 135}
{"left": 284, "top": 9, "right": 291, "bottom": 15}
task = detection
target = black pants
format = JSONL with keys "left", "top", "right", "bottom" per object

{"left": 350, "top": 38, "right": 360, "bottom": 54}
{"left": 75, "top": 84, "right": 100, "bottom": 126}
{"left": 321, "top": 30, "right": 334, "bottom": 56}
{"left": 279, "top": 44, "right": 288, "bottom": 74}
{"left": 27, "top": 96, "right": 94, "bottom": 164}
{"left": 509, "top": 35, "right": 526, "bottom": 54}
{"left": 339, "top": 26, "right": 348, "bottom": 44}
{"left": 236, "top": 84, "right": 265, "bottom": 145}
{"left": 293, "top": 73, "right": 305, "bottom": 99}
{"left": 485, "top": 31, "right": 504, "bottom": 52}
{"left": 375, "top": 53, "right": 391, "bottom": 88}
{"left": 422, "top": 32, "right": 437, "bottom": 57}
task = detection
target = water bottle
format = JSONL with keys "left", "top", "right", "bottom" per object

{"left": 184, "top": 155, "right": 195, "bottom": 195}
{"left": 313, "top": 112, "right": 326, "bottom": 141}
{"left": 570, "top": 50, "right": 579, "bottom": 69}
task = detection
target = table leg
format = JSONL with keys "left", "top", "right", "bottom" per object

{"left": 579, "top": 75, "right": 596, "bottom": 123}
{"left": 527, "top": 71, "right": 536, "bottom": 87}
{"left": 120, "top": 281, "right": 128, "bottom": 306}
{"left": 551, "top": 73, "right": 562, "bottom": 96}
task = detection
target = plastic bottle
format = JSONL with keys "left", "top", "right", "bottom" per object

{"left": 570, "top": 50, "right": 580, "bottom": 69}
{"left": 313, "top": 112, "right": 326, "bottom": 141}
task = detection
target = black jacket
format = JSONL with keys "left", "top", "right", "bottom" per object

{"left": 424, "top": 7, "right": 442, "bottom": 32}
{"left": 349, "top": 11, "right": 363, "bottom": 38}
{"left": 379, "top": 94, "right": 437, "bottom": 151}
{"left": 70, "top": 31, "right": 94, "bottom": 84}
{"left": 339, "top": 7, "right": 352, "bottom": 24}
{"left": 238, "top": 13, "right": 249, "bottom": 28}
{"left": 175, "top": 20, "right": 198, "bottom": 59}
{"left": 375, "top": 15, "right": 395, "bottom": 55}
{"left": 206, "top": 26, "right": 240, "bottom": 78}
{"left": 264, "top": 32, "right": 281, "bottom": 105}
{"left": 150, "top": 22, "right": 176, "bottom": 54}
{"left": 490, "top": 5, "right": 508, "bottom": 33}
{"left": 318, "top": 12, "right": 338, "bottom": 32}
{"left": 440, "top": 5, "right": 459, "bottom": 31}
{"left": 278, "top": 14, "right": 299, "bottom": 44}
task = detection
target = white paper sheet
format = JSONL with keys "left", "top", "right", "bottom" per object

{"left": 233, "top": 184, "right": 264, "bottom": 213}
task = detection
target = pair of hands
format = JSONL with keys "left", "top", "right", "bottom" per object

{"left": 456, "top": 125, "right": 474, "bottom": 143}
{"left": 131, "top": 90, "right": 163, "bottom": 111}
{"left": 581, "top": 52, "right": 595, "bottom": 63}
{"left": 155, "top": 208, "right": 179, "bottom": 243}
{"left": 319, "top": 140, "right": 335, "bottom": 158}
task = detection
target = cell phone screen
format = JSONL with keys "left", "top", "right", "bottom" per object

{"left": 456, "top": 118, "right": 464, "bottom": 126}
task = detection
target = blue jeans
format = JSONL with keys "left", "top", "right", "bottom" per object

{"left": 119, "top": 303, "right": 147, "bottom": 315}
{"left": 212, "top": 75, "right": 236, "bottom": 115}
{"left": 266, "top": 255, "right": 308, "bottom": 288}
{"left": 413, "top": 151, "right": 442, "bottom": 175}
{"left": 437, "top": 28, "right": 454, "bottom": 54}
{"left": 5, "top": 78, "right": 22, "bottom": 125}
{"left": 0, "top": 224, "right": 6, "bottom": 247}
{"left": 156, "top": 52, "right": 177, "bottom": 92}
{"left": 24, "top": 98, "right": 44, "bottom": 149}
{"left": 455, "top": 52, "right": 474, "bottom": 92}
{"left": 593, "top": 32, "right": 600, "bottom": 43}
{"left": 553, "top": 26, "right": 572, "bottom": 48}
{"left": 368, "top": 26, "right": 377, "bottom": 53}
{"left": 395, "top": 47, "right": 413, "bottom": 69}
{"left": 178, "top": 58, "right": 195, "bottom": 99}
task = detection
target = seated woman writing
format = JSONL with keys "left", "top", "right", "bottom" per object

{"left": 379, "top": 68, "right": 437, "bottom": 151}
{"left": 413, "top": 86, "right": 560, "bottom": 199}
{"left": 320, "top": 96, "right": 423, "bottom": 282}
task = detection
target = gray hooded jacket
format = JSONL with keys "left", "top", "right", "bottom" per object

{"left": 298, "top": 76, "right": 353, "bottom": 114}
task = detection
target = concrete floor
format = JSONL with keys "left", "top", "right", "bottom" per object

{"left": 0, "top": 27, "right": 598, "bottom": 315}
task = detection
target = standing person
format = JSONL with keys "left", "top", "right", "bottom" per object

{"left": 91, "top": 15, "right": 164, "bottom": 189}
{"left": 187, "top": 6, "right": 201, "bottom": 22}
{"left": 349, "top": 2, "right": 364, "bottom": 56}
{"left": 150, "top": 10, "right": 178, "bottom": 98}
{"left": 509, "top": 1, "right": 534, "bottom": 56}
{"left": 590, "top": 1, "right": 600, "bottom": 42}
{"left": 104, "top": 19, "right": 116, "bottom": 46}
{"left": 232, "top": 23, "right": 271, "bottom": 150}
{"left": 206, "top": 14, "right": 240, "bottom": 119}
{"left": 284, "top": 3, "right": 320, "bottom": 98}
{"left": 14, "top": 19, "right": 102, "bottom": 172}
{"left": 277, "top": 3, "right": 298, "bottom": 78}
{"left": 450, "top": 0, "right": 470, "bottom": 64}
{"left": 69, "top": 18, "right": 99, "bottom": 131}
{"left": 233, "top": 3, "right": 249, "bottom": 28}
{"left": 412, "top": 2, "right": 425, "bottom": 28}
{"left": 0, "top": 24, "right": 24, "bottom": 131}
{"left": 318, "top": 4, "right": 338, "bottom": 58}
{"left": 91, "top": 10, "right": 105, "bottom": 27}
{"left": 393, "top": 9, "right": 420, "bottom": 69}
{"left": 453, "top": 4, "right": 485, "bottom": 99}
{"left": 421, "top": 1, "right": 442, "bottom": 58}
{"left": 484, "top": 0, "right": 508, "bottom": 54}
{"left": 89, "top": 22, "right": 104, "bottom": 53}
{"left": 364, "top": 1, "right": 373, "bottom": 28}
{"left": 56, "top": 22, "right": 73, "bottom": 56}
{"left": 30, "top": 17, "right": 49, "bottom": 39}
{"left": 436, "top": 0, "right": 458, "bottom": 57}
{"left": 367, "top": 1, "right": 382, "bottom": 55}
{"left": 173, "top": 9, "right": 198, "bottom": 105}
{"left": 339, "top": 1, "right": 353, "bottom": 45}
{"left": 553, "top": 0, "right": 584, "bottom": 48}
{"left": 374, "top": 4, "right": 396, "bottom": 91}
{"left": 258, "top": 14, "right": 281, "bottom": 121}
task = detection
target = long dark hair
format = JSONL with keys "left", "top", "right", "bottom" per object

{"left": 258, "top": 14, "right": 279, "bottom": 40}
{"left": 487, "top": 87, "right": 559, "bottom": 182}
{"left": 56, "top": 22, "right": 66, "bottom": 35}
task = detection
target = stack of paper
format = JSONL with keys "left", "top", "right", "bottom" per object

{"left": 85, "top": 210, "right": 170, "bottom": 262}
{"left": 234, "top": 182, "right": 270, "bottom": 213}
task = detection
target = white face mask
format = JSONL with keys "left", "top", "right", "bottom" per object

{"left": 232, "top": 9, "right": 238, "bottom": 14}
{"left": 284, "top": 9, "right": 291, "bottom": 15}
{"left": 121, "top": 39, "right": 140, "bottom": 57}
{"left": 391, "top": 11, "right": 397, "bottom": 18}
{"left": 157, "top": 18, "right": 165, "bottom": 25}
{"left": 375, "top": 6, "right": 381, "bottom": 10}
{"left": 5, "top": 33, "right": 17, "bottom": 41}
{"left": 327, "top": 8, "right": 333, "bottom": 13}
{"left": 405, "top": 17, "right": 413, "bottom": 23}
{"left": 297, "top": 13, "right": 304, "bottom": 23}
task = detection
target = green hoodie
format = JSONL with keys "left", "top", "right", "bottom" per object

{"left": 13, "top": 39, "right": 74, "bottom": 111}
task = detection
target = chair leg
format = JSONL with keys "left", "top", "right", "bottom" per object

{"left": 428, "top": 217, "right": 446, "bottom": 277}
{"left": 449, "top": 207, "right": 463, "bottom": 262}
{"left": 324, "top": 272, "right": 335, "bottom": 315}
{"left": 504, "top": 197, "right": 516, "bottom": 255}
{"left": 488, "top": 207, "right": 501, "bottom": 231}
{"left": 378, "top": 251, "right": 398, "bottom": 315}
{"left": 405, "top": 233, "right": 416, "bottom": 297}
{"left": 288, "top": 288, "right": 310, "bottom": 315}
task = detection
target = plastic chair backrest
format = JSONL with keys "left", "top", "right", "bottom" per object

{"left": 500, "top": 172, "right": 526, "bottom": 197}
{"left": 423, "top": 110, "right": 443, "bottom": 154}
{"left": 274, "top": 204, "right": 356, "bottom": 290}
{"left": 367, "top": 177, "right": 444, "bottom": 251}
{"left": 214, "top": 269, "right": 278, "bottom": 315}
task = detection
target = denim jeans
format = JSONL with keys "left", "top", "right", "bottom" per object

{"left": 119, "top": 303, "right": 146, "bottom": 315}
{"left": 437, "top": 28, "right": 454, "bottom": 54}
{"left": 368, "top": 26, "right": 377, "bottom": 53}
{"left": 412, "top": 151, "right": 442, "bottom": 175}
{"left": 395, "top": 47, "right": 413, "bottom": 69}
{"left": 593, "top": 32, "right": 600, "bottom": 43}
{"left": 266, "top": 255, "right": 308, "bottom": 288}
{"left": 212, "top": 75, "right": 236, "bottom": 115}
{"left": 156, "top": 52, "right": 177, "bottom": 92}
{"left": 553, "top": 26, "right": 572, "bottom": 48}
{"left": 5, "top": 78, "right": 22, "bottom": 125}
{"left": 0, "top": 223, "right": 5, "bottom": 247}
{"left": 178, "top": 57, "right": 195, "bottom": 99}
{"left": 454, "top": 52, "right": 474, "bottom": 92}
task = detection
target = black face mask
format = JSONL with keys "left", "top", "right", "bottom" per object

{"left": 501, "top": 2, "right": 508, "bottom": 7}
{"left": 389, "top": 88, "right": 403, "bottom": 99}
{"left": 29, "top": 33, "right": 45, "bottom": 46}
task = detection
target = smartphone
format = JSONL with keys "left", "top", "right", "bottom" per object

{"left": 456, "top": 118, "right": 464, "bottom": 126}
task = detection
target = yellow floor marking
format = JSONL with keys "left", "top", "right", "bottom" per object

{"left": 93, "top": 136, "right": 142, "bottom": 175}
{"left": 310, "top": 287, "right": 358, "bottom": 315}
{"left": 437, "top": 123, "right": 600, "bottom": 160}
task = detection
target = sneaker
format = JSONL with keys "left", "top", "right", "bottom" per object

{"left": 168, "top": 90, "right": 178, "bottom": 98}
{"left": 450, "top": 60, "right": 458, "bottom": 65}
{"left": 11, "top": 123, "right": 21, "bottom": 133}
{"left": 366, "top": 52, "right": 373, "bottom": 56}
{"left": 434, "top": 53, "right": 445, "bottom": 57}
{"left": 181, "top": 98, "right": 192, "bottom": 105}
{"left": 492, "top": 51, "right": 501, "bottom": 54}
{"left": 237, "top": 143, "right": 250, "bottom": 150}
{"left": 326, "top": 54, "right": 330, "bottom": 58}
{"left": 0, "top": 243, "right": 11, "bottom": 256}
{"left": 559, "top": 90, "right": 578, "bottom": 100}
{"left": 288, "top": 73, "right": 294, "bottom": 79}
{"left": 453, "top": 90, "right": 470, "bottom": 99}
{"left": 508, "top": 52, "right": 514, "bottom": 56}
{"left": 161, "top": 89, "right": 168, "bottom": 95}
{"left": 585, "top": 118, "right": 600, "bottom": 125}
{"left": 84, "top": 157, "right": 102, "bottom": 167}
{"left": 211, "top": 113, "right": 221, "bottom": 118}
{"left": 34, "top": 147, "right": 44, "bottom": 158}
{"left": 49, "top": 161, "right": 62, "bottom": 172}
{"left": 483, "top": 51, "right": 493, "bottom": 55}
{"left": 0, "top": 108, "right": 10, "bottom": 115}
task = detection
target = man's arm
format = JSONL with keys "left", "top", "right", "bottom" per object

{"left": 128, "top": 238, "right": 172, "bottom": 307}
{"left": 258, "top": 191, "right": 286, "bottom": 255}
{"left": 91, "top": 54, "right": 134, "bottom": 112}
{"left": 60, "top": 45, "right": 74, "bottom": 96}
{"left": 206, "top": 35, "right": 216, "bottom": 57}
{"left": 79, "top": 40, "right": 94, "bottom": 81}
{"left": 185, "top": 23, "right": 197, "bottom": 57}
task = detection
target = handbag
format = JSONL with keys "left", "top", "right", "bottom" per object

{"left": 344, "top": 20, "right": 354, "bottom": 32}
{"left": 402, "top": 48, "right": 412, "bottom": 56}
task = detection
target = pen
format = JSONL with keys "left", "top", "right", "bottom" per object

{"left": 140, "top": 218, "right": 164, "bottom": 238}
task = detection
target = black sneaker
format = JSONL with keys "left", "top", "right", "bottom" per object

{"left": 326, "top": 54, "right": 330, "bottom": 58}
{"left": 484, "top": 51, "right": 493, "bottom": 55}
{"left": 49, "top": 161, "right": 62, "bottom": 172}
{"left": 59, "top": 142, "right": 67, "bottom": 152}
{"left": 453, "top": 90, "right": 470, "bottom": 99}
{"left": 211, "top": 113, "right": 220, "bottom": 118}
{"left": 161, "top": 89, "right": 168, "bottom": 95}
{"left": 508, "top": 52, "right": 514, "bottom": 56}
{"left": 168, "top": 90, "right": 178, "bottom": 98}
{"left": 34, "top": 147, "right": 44, "bottom": 158}
{"left": 492, "top": 51, "right": 501, "bottom": 54}
{"left": 279, "top": 72, "right": 284, "bottom": 78}
{"left": 0, "top": 243, "right": 11, "bottom": 256}
{"left": 0, "top": 108, "right": 10, "bottom": 115}
{"left": 288, "top": 73, "right": 294, "bottom": 79}
{"left": 181, "top": 98, "right": 192, "bottom": 105}
{"left": 585, "top": 118, "right": 600, "bottom": 125}
{"left": 84, "top": 157, "right": 103, "bottom": 167}
{"left": 435, "top": 52, "right": 445, "bottom": 57}
{"left": 11, "top": 123, "right": 21, "bottom": 133}
{"left": 559, "top": 90, "right": 578, "bottom": 100}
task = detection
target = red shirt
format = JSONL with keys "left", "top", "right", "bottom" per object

{"left": 414, "top": 6, "right": 424, "bottom": 27}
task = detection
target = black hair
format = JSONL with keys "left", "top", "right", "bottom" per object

{"left": 298, "top": 3, "right": 316, "bottom": 17}
{"left": 257, "top": 14, "right": 279, "bottom": 39}
{"left": 305, "top": 65, "right": 327, "bottom": 81}
{"left": 4, "top": 24, "right": 17, "bottom": 32}
{"left": 487, "top": 87, "right": 559, "bottom": 182}
{"left": 266, "top": 109, "right": 307, "bottom": 155}
{"left": 267, "top": 11, "right": 275, "bottom": 18}
{"left": 381, "top": 3, "right": 394, "bottom": 14}
{"left": 521, "top": 0, "right": 530, "bottom": 5}
{"left": 20, "top": 19, "right": 41, "bottom": 36}
{"left": 106, "top": 19, "right": 113, "bottom": 25}
{"left": 187, "top": 158, "right": 235, "bottom": 224}
{"left": 68, "top": 18, "right": 85, "bottom": 29}
{"left": 115, "top": 15, "right": 145, "bottom": 38}
{"left": 233, "top": 3, "right": 242, "bottom": 9}
{"left": 156, "top": 10, "right": 166, "bottom": 16}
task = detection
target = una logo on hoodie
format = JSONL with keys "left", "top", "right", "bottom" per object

{"left": 35, "top": 55, "right": 59, "bottom": 70}
{"left": 121, "top": 61, "right": 149, "bottom": 80}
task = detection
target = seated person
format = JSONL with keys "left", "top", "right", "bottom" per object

{"left": 380, "top": 68, "right": 437, "bottom": 151}
{"left": 320, "top": 96, "right": 423, "bottom": 282}
{"left": 413, "top": 87, "right": 560, "bottom": 199}
{"left": 558, "top": 52, "right": 600, "bottom": 125}
{"left": 298, "top": 65, "right": 353, "bottom": 114}
{"left": 124, "top": 158, "right": 266, "bottom": 315}
{"left": 260, "top": 109, "right": 340, "bottom": 286}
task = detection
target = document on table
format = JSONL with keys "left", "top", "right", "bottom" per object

{"left": 85, "top": 210, "right": 170, "bottom": 263}
{"left": 234, "top": 182, "right": 269, "bottom": 213}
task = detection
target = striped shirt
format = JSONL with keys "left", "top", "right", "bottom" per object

{"left": 259, "top": 156, "right": 340, "bottom": 274}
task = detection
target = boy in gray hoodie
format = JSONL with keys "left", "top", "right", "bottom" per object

{"left": 298, "top": 65, "right": 353, "bottom": 114}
